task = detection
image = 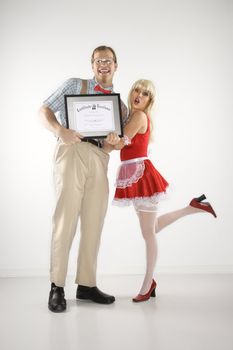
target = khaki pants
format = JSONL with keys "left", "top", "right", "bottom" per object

{"left": 50, "top": 141, "right": 109, "bottom": 287}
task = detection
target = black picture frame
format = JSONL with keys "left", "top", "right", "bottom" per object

{"left": 64, "top": 93, "right": 123, "bottom": 138}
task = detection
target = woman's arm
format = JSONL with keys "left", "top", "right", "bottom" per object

{"left": 114, "top": 111, "right": 147, "bottom": 150}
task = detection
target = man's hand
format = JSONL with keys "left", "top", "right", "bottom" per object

{"left": 57, "top": 126, "right": 83, "bottom": 145}
{"left": 39, "top": 106, "right": 83, "bottom": 145}
{"left": 105, "top": 132, "right": 120, "bottom": 146}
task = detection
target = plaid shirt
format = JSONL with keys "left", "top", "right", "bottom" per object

{"left": 43, "top": 77, "right": 128, "bottom": 129}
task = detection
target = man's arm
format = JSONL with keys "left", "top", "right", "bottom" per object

{"left": 39, "top": 105, "right": 83, "bottom": 144}
{"left": 120, "top": 100, "right": 129, "bottom": 126}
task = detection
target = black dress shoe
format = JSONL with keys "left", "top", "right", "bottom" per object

{"left": 48, "top": 283, "right": 66, "bottom": 312}
{"left": 76, "top": 285, "right": 115, "bottom": 304}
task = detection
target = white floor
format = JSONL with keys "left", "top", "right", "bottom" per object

{"left": 0, "top": 274, "right": 233, "bottom": 350}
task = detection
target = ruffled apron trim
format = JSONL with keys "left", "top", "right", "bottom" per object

{"left": 115, "top": 157, "right": 148, "bottom": 188}
{"left": 112, "top": 189, "right": 169, "bottom": 207}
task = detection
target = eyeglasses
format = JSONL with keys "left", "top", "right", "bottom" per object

{"left": 93, "top": 57, "right": 115, "bottom": 66}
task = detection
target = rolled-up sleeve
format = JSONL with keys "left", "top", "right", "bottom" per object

{"left": 43, "top": 78, "right": 82, "bottom": 126}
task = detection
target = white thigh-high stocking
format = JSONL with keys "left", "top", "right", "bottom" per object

{"left": 135, "top": 204, "right": 202, "bottom": 294}
{"left": 156, "top": 205, "right": 200, "bottom": 233}
{"left": 137, "top": 211, "right": 158, "bottom": 295}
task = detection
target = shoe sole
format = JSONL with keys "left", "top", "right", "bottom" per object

{"left": 76, "top": 296, "right": 115, "bottom": 304}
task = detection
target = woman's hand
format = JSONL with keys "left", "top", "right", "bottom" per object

{"left": 105, "top": 132, "right": 121, "bottom": 145}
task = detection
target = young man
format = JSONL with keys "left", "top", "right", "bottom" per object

{"left": 39, "top": 46, "right": 127, "bottom": 312}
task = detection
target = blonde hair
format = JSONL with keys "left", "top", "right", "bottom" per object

{"left": 128, "top": 79, "right": 156, "bottom": 141}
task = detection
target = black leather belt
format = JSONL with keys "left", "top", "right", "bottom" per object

{"left": 82, "top": 138, "right": 102, "bottom": 148}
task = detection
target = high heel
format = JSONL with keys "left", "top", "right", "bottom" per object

{"left": 132, "top": 279, "right": 157, "bottom": 302}
{"left": 189, "top": 194, "right": 217, "bottom": 218}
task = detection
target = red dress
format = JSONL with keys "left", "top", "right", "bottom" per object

{"left": 113, "top": 117, "right": 169, "bottom": 210}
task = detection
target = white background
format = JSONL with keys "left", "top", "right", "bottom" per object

{"left": 0, "top": 0, "right": 232, "bottom": 277}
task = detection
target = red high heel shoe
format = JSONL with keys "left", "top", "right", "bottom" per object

{"left": 132, "top": 279, "right": 157, "bottom": 302}
{"left": 189, "top": 194, "right": 217, "bottom": 218}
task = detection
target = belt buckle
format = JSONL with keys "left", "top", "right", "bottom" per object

{"left": 84, "top": 138, "right": 102, "bottom": 148}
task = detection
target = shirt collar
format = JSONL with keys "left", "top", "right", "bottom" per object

{"left": 93, "top": 77, "right": 113, "bottom": 92}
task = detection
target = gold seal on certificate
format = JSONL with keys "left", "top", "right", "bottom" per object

{"left": 65, "top": 94, "right": 123, "bottom": 138}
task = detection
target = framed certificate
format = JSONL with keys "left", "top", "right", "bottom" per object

{"left": 64, "top": 93, "right": 123, "bottom": 138}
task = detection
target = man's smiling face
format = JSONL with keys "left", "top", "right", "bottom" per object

{"left": 92, "top": 49, "right": 118, "bottom": 87}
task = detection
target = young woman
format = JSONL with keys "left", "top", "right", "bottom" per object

{"left": 109, "top": 79, "right": 216, "bottom": 302}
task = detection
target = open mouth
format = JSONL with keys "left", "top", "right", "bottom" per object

{"left": 98, "top": 69, "right": 110, "bottom": 75}
{"left": 134, "top": 97, "right": 140, "bottom": 105}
